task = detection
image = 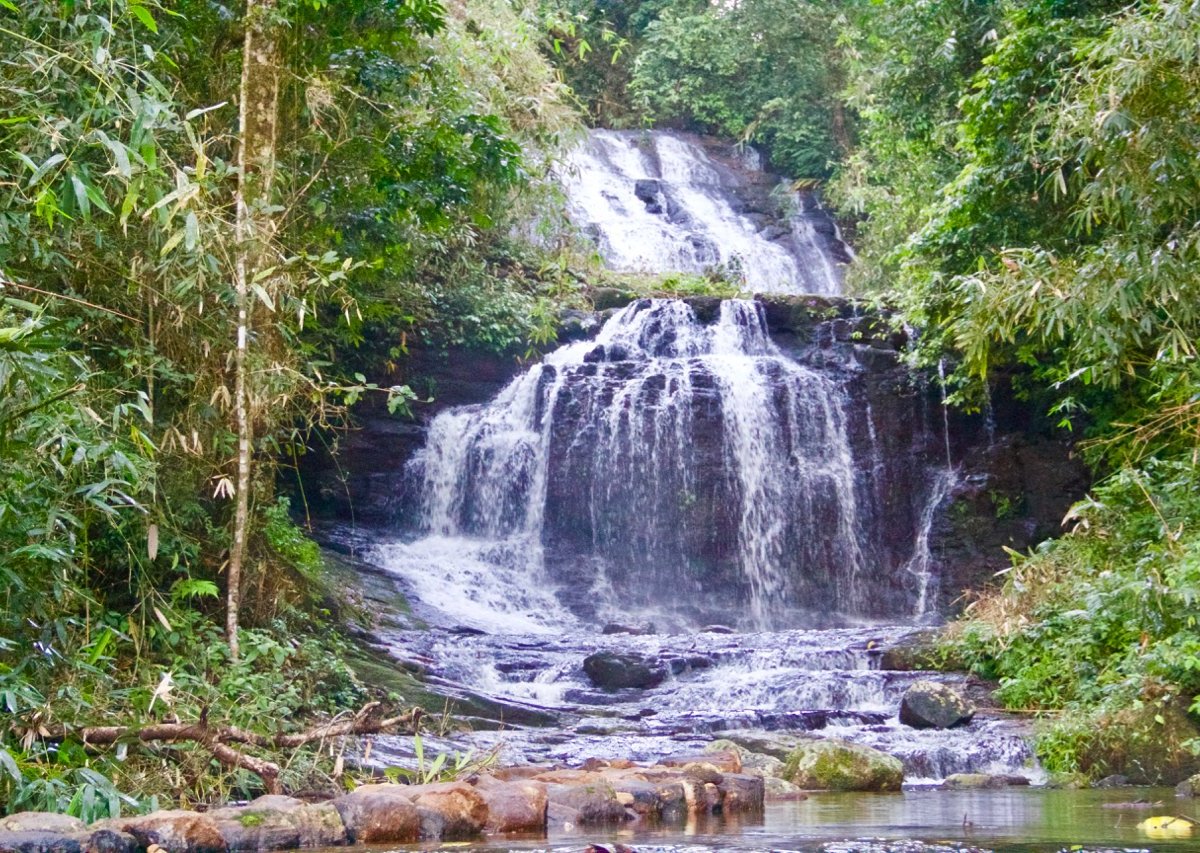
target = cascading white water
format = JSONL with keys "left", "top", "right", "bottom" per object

{"left": 562, "top": 130, "right": 847, "bottom": 295}
{"left": 362, "top": 296, "right": 1039, "bottom": 786}
{"left": 906, "top": 468, "right": 958, "bottom": 622}
{"left": 406, "top": 299, "right": 879, "bottom": 629}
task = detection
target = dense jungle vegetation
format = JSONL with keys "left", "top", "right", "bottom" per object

{"left": 3, "top": 0, "right": 1200, "bottom": 811}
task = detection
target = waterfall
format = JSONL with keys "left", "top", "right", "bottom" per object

{"left": 354, "top": 133, "right": 1044, "bottom": 786}
{"left": 906, "top": 468, "right": 958, "bottom": 622}
{"left": 405, "top": 298, "right": 940, "bottom": 630}
{"left": 562, "top": 130, "right": 848, "bottom": 296}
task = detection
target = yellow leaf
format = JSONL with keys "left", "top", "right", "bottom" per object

{"left": 1138, "top": 816, "right": 1195, "bottom": 839}
{"left": 152, "top": 606, "right": 173, "bottom": 633}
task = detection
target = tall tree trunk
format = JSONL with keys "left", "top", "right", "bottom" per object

{"left": 228, "top": 0, "right": 280, "bottom": 659}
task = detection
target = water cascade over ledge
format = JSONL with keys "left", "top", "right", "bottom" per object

{"left": 403, "top": 298, "right": 946, "bottom": 631}
{"left": 562, "top": 130, "right": 851, "bottom": 295}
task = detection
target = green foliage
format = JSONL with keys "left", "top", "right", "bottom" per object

{"left": 264, "top": 498, "right": 322, "bottom": 581}
{"left": 883, "top": 2, "right": 1200, "bottom": 436}
{"left": 540, "top": 0, "right": 686, "bottom": 126}
{"left": 949, "top": 459, "right": 1200, "bottom": 775}
{"left": 629, "top": 0, "right": 844, "bottom": 178}
{"left": 379, "top": 733, "right": 500, "bottom": 786}
{"left": 0, "top": 300, "right": 152, "bottom": 632}
{"left": 0, "top": 755, "right": 149, "bottom": 824}
{"left": 0, "top": 0, "right": 580, "bottom": 812}
{"left": 829, "top": 0, "right": 1001, "bottom": 290}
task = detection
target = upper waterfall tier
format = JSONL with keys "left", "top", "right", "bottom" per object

{"left": 561, "top": 130, "right": 850, "bottom": 296}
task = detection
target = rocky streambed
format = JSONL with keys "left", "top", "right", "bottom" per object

{"left": 279, "top": 287, "right": 1106, "bottom": 852}
{"left": 0, "top": 751, "right": 763, "bottom": 852}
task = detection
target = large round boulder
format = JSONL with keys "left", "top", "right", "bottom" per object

{"left": 96, "top": 811, "right": 226, "bottom": 853}
{"left": 208, "top": 796, "right": 346, "bottom": 850}
{"left": 899, "top": 680, "right": 975, "bottom": 729}
{"left": 332, "top": 785, "right": 421, "bottom": 844}
{"left": 783, "top": 739, "right": 904, "bottom": 792}
{"left": 583, "top": 652, "right": 667, "bottom": 690}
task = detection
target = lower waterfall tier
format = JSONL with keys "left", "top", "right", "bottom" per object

{"left": 407, "top": 299, "right": 954, "bottom": 628}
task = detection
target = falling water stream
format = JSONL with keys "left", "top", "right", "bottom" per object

{"left": 334, "top": 131, "right": 1164, "bottom": 851}
{"left": 562, "top": 130, "right": 847, "bottom": 295}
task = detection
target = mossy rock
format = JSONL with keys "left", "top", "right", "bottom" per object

{"left": 877, "top": 629, "right": 966, "bottom": 671}
{"left": 941, "top": 773, "right": 1029, "bottom": 789}
{"left": 783, "top": 739, "right": 903, "bottom": 792}
{"left": 590, "top": 287, "right": 639, "bottom": 310}
{"left": 899, "top": 680, "right": 975, "bottom": 729}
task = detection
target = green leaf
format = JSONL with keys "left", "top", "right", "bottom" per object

{"left": 85, "top": 183, "right": 113, "bottom": 216}
{"left": 0, "top": 747, "right": 20, "bottom": 783}
{"left": 104, "top": 139, "right": 133, "bottom": 179}
{"left": 160, "top": 227, "right": 185, "bottom": 256}
{"left": 27, "top": 153, "right": 66, "bottom": 187}
{"left": 71, "top": 175, "right": 91, "bottom": 219}
{"left": 184, "top": 211, "right": 199, "bottom": 251}
{"left": 170, "top": 578, "right": 220, "bottom": 602}
{"left": 130, "top": 4, "right": 158, "bottom": 33}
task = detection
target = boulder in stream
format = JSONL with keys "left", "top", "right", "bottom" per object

{"left": 0, "top": 818, "right": 86, "bottom": 836}
{"left": 94, "top": 811, "right": 226, "bottom": 853}
{"left": 472, "top": 776, "right": 548, "bottom": 834}
{"left": 0, "top": 832, "right": 86, "bottom": 853}
{"left": 544, "top": 781, "right": 628, "bottom": 825}
{"left": 704, "top": 739, "right": 806, "bottom": 800}
{"left": 660, "top": 750, "right": 742, "bottom": 774}
{"left": 601, "top": 623, "right": 656, "bottom": 636}
{"left": 332, "top": 785, "right": 421, "bottom": 844}
{"left": 898, "top": 680, "right": 975, "bottom": 729}
{"left": 208, "top": 795, "right": 345, "bottom": 850}
{"left": 783, "top": 739, "right": 904, "bottom": 792}
{"left": 582, "top": 652, "right": 667, "bottom": 690}
{"left": 942, "top": 773, "right": 1031, "bottom": 789}
{"left": 1177, "top": 772, "right": 1200, "bottom": 797}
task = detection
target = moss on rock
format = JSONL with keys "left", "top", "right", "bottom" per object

{"left": 782, "top": 739, "right": 903, "bottom": 792}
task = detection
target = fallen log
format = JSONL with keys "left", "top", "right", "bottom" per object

{"left": 46, "top": 702, "right": 423, "bottom": 794}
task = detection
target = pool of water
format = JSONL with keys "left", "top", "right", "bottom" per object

{"left": 358, "top": 788, "right": 1198, "bottom": 853}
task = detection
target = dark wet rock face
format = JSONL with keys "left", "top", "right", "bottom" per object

{"left": 0, "top": 832, "right": 84, "bottom": 853}
{"left": 602, "top": 622, "right": 656, "bottom": 636}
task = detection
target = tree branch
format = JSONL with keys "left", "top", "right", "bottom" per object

{"left": 52, "top": 704, "right": 423, "bottom": 794}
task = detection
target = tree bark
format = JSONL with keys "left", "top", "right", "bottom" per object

{"left": 228, "top": 0, "right": 281, "bottom": 659}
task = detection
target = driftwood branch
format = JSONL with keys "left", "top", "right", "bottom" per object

{"left": 54, "top": 703, "right": 422, "bottom": 794}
